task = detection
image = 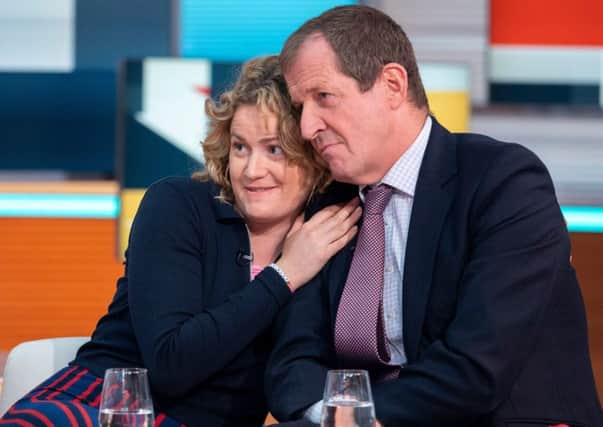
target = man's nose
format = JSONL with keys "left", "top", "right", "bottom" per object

{"left": 300, "top": 104, "right": 326, "bottom": 141}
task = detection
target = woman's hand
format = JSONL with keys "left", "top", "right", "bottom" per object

{"left": 276, "top": 197, "right": 361, "bottom": 291}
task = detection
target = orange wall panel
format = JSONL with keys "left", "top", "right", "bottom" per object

{"left": 570, "top": 233, "right": 603, "bottom": 405}
{"left": 0, "top": 218, "right": 123, "bottom": 351}
{"left": 491, "top": 0, "right": 603, "bottom": 46}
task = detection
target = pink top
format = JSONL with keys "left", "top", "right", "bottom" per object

{"left": 251, "top": 264, "right": 263, "bottom": 279}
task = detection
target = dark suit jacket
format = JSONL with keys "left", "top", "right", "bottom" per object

{"left": 266, "top": 119, "right": 603, "bottom": 427}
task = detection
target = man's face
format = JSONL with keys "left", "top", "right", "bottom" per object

{"left": 284, "top": 35, "right": 393, "bottom": 185}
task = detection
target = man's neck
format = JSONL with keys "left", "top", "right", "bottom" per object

{"left": 366, "top": 108, "right": 429, "bottom": 186}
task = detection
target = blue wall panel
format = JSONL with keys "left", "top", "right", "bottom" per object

{"left": 181, "top": 0, "right": 357, "bottom": 61}
{"left": 0, "top": 71, "right": 115, "bottom": 174}
{"left": 76, "top": 0, "right": 173, "bottom": 69}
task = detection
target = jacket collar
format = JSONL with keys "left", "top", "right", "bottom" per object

{"left": 207, "top": 181, "right": 245, "bottom": 222}
{"left": 402, "top": 116, "right": 458, "bottom": 362}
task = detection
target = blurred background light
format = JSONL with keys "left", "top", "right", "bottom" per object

{"left": 0, "top": 194, "right": 119, "bottom": 218}
{"left": 562, "top": 206, "right": 603, "bottom": 233}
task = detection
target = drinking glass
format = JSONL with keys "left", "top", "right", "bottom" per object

{"left": 320, "top": 369, "right": 376, "bottom": 427}
{"left": 98, "top": 367, "right": 154, "bottom": 427}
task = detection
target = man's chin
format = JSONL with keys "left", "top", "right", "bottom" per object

{"left": 330, "top": 169, "right": 357, "bottom": 185}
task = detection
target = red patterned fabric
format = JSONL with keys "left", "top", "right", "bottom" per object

{"left": 0, "top": 366, "right": 185, "bottom": 427}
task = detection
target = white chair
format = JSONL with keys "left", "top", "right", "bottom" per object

{"left": 0, "top": 336, "right": 89, "bottom": 416}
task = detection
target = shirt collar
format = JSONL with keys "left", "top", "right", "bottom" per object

{"left": 359, "top": 115, "right": 432, "bottom": 201}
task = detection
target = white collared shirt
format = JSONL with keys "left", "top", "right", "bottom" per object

{"left": 360, "top": 115, "right": 432, "bottom": 365}
{"left": 305, "top": 116, "right": 433, "bottom": 423}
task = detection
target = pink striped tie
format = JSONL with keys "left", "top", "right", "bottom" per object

{"left": 334, "top": 184, "right": 400, "bottom": 382}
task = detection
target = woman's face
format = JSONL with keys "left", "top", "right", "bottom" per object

{"left": 228, "top": 104, "right": 311, "bottom": 229}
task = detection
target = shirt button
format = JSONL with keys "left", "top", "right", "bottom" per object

{"left": 385, "top": 265, "right": 393, "bottom": 273}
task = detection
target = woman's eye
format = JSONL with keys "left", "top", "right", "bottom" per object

{"left": 268, "top": 145, "right": 284, "bottom": 155}
{"left": 231, "top": 142, "right": 246, "bottom": 152}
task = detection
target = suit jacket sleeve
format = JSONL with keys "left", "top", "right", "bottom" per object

{"left": 265, "top": 269, "right": 334, "bottom": 421}
{"left": 372, "top": 145, "right": 573, "bottom": 425}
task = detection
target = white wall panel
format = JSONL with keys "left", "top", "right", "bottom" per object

{"left": 471, "top": 109, "right": 603, "bottom": 205}
{"left": 367, "top": 0, "right": 489, "bottom": 105}
{"left": 0, "top": 0, "right": 74, "bottom": 72}
{"left": 490, "top": 46, "right": 602, "bottom": 84}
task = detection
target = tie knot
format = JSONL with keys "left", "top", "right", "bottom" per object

{"left": 364, "top": 184, "right": 393, "bottom": 215}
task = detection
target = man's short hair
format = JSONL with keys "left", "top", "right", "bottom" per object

{"left": 281, "top": 5, "right": 429, "bottom": 109}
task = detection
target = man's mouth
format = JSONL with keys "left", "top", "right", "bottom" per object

{"left": 313, "top": 133, "right": 342, "bottom": 156}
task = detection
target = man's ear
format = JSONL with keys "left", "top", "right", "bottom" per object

{"left": 380, "top": 63, "right": 408, "bottom": 109}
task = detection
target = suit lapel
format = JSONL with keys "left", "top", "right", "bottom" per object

{"left": 329, "top": 235, "right": 357, "bottom": 325}
{"left": 403, "top": 118, "right": 457, "bottom": 362}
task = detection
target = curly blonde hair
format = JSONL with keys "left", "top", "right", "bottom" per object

{"left": 195, "top": 55, "right": 331, "bottom": 203}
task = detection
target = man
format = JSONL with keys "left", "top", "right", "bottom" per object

{"left": 266, "top": 5, "right": 603, "bottom": 427}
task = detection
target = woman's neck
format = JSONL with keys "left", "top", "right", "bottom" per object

{"left": 247, "top": 218, "right": 296, "bottom": 266}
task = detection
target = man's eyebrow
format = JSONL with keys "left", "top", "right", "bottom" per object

{"left": 290, "top": 85, "right": 321, "bottom": 106}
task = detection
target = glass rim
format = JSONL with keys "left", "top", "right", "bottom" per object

{"left": 104, "top": 367, "right": 148, "bottom": 375}
{"left": 326, "top": 369, "right": 369, "bottom": 375}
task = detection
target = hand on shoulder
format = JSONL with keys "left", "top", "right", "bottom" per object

{"left": 276, "top": 198, "right": 361, "bottom": 291}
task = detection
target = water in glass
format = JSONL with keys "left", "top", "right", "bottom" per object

{"left": 321, "top": 370, "right": 376, "bottom": 427}
{"left": 99, "top": 409, "right": 154, "bottom": 427}
{"left": 98, "top": 367, "right": 154, "bottom": 427}
{"left": 321, "top": 397, "right": 376, "bottom": 427}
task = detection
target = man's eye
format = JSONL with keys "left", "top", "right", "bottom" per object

{"left": 316, "top": 92, "right": 336, "bottom": 105}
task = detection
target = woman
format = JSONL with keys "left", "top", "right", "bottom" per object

{"left": 0, "top": 56, "right": 360, "bottom": 427}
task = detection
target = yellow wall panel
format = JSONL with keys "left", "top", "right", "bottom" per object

{"left": 426, "top": 91, "right": 470, "bottom": 133}
{"left": 119, "top": 189, "right": 146, "bottom": 259}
